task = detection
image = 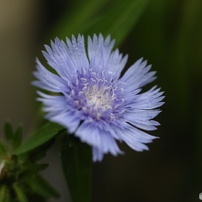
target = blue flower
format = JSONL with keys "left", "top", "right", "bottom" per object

{"left": 32, "top": 34, "right": 164, "bottom": 161}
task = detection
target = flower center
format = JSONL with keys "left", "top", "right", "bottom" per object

{"left": 85, "top": 85, "right": 112, "bottom": 112}
{"left": 73, "top": 69, "right": 125, "bottom": 121}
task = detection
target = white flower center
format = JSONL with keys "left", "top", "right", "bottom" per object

{"left": 73, "top": 69, "right": 125, "bottom": 121}
{"left": 85, "top": 85, "right": 112, "bottom": 112}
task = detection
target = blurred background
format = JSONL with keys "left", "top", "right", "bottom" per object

{"left": 0, "top": 0, "right": 202, "bottom": 201}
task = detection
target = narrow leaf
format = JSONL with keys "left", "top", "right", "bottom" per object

{"left": 0, "top": 186, "right": 11, "bottom": 202}
{"left": 18, "top": 164, "right": 49, "bottom": 176}
{"left": 4, "top": 121, "right": 14, "bottom": 141}
{"left": 12, "top": 124, "right": 23, "bottom": 150}
{"left": 84, "top": 0, "right": 150, "bottom": 46}
{"left": 0, "top": 140, "right": 7, "bottom": 155}
{"left": 0, "top": 185, "right": 7, "bottom": 202}
{"left": 34, "top": 174, "right": 60, "bottom": 198}
{"left": 13, "top": 184, "right": 28, "bottom": 202}
{"left": 50, "top": 0, "right": 149, "bottom": 48}
{"left": 61, "top": 135, "right": 92, "bottom": 202}
{"left": 27, "top": 137, "right": 56, "bottom": 162}
{"left": 50, "top": 0, "right": 108, "bottom": 38}
{"left": 29, "top": 151, "right": 46, "bottom": 162}
{"left": 14, "top": 122, "right": 63, "bottom": 155}
{"left": 25, "top": 175, "right": 60, "bottom": 198}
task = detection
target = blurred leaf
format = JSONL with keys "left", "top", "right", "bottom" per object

{"left": 14, "top": 122, "right": 63, "bottom": 155}
{"left": 61, "top": 135, "right": 92, "bottom": 202}
{"left": 0, "top": 140, "right": 7, "bottom": 156}
{"left": 0, "top": 185, "right": 7, "bottom": 202}
{"left": 12, "top": 124, "right": 23, "bottom": 150}
{"left": 50, "top": 0, "right": 149, "bottom": 47}
{"left": 28, "top": 137, "right": 55, "bottom": 162}
{"left": 18, "top": 164, "right": 49, "bottom": 176}
{"left": 13, "top": 184, "right": 28, "bottom": 202}
{"left": 50, "top": 0, "right": 108, "bottom": 38}
{"left": 28, "top": 151, "right": 46, "bottom": 162}
{"left": 25, "top": 175, "right": 60, "bottom": 198}
{"left": 35, "top": 174, "right": 60, "bottom": 198}
{"left": 84, "top": 0, "right": 150, "bottom": 46}
{"left": 0, "top": 186, "right": 11, "bottom": 202}
{"left": 4, "top": 121, "right": 14, "bottom": 142}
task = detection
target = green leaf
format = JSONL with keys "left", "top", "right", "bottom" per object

{"left": 4, "top": 121, "right": 14, "bottom": 142}
{"left": 0, "top": 186, "right": 11, "bottom": 202}
{"left": 13, "top": 184, "right": 28, "bottom": 202}
{"left": 12, "top": 124, "right": 23, "bottom": 150}
{"left": 14, "top": 122, "right": 63, "bottom": 155}
{"left": 50, "top": 0, "right": 108, "bottom": 39}
{"left": 18, "top": 164, "right": 49, "bottom": 176}
{"left": 0, "top": 188, "right": 13, "bottom": 202}
{"left": 28, "top": 151, "right": 46, "bottom": 162}
{"left": 0, "top": 140, "right": 7, "bottom": 156}
{"left": 61, "top": 135, "right": 92, "bottom": 202}
{"left": 35, "top": 174, "right": 60, "bottom": 198}
{"left": 84, "top": 0, "right": 150, "bottom": 46}
{"left": 50, "top": 0, "right": 149, "bottom": 47}
{"left": 25, "top": 175, "right": 60, "bottom": 198}
{"left": 27, "top": 137, "right": 55, "bottom": 163}
{"left": 0, "top": 185, "right": 7, "bottom": 202}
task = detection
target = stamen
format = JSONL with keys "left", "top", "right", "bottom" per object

{"left": 73, "top": 70, "right": 125, "bottom": 120}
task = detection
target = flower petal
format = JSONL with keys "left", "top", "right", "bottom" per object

{"left": 121, "top": 58, "right": 156, "bottom": 90}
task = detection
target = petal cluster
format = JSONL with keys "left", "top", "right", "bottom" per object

{"left": 32, "top": 34, "right": 164, "bottom": 161}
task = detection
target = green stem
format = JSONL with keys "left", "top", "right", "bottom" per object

{"left": 61, "top": 134, "right": 92, "bottom": 202}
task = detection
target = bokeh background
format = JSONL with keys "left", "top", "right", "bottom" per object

{"left": 1, "top": 0, "right": 202, "bottom": 201}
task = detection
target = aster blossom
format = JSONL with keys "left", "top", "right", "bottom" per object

{"left": 32, "top": 34, "right": 164, "bottom": 161}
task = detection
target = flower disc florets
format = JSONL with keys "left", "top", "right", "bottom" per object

{"left": 72, "top": 68, "right": 125, "bottom": 122}
{"left": 32, "top": 34, "right": 164, "bottom": 161}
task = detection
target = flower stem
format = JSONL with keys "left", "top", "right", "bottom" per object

{"left": 61, "top": 134, "right": 92, "bottom": 202}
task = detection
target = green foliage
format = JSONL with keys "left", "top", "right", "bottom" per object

{"left": 3, "top": 121, "right": 23, "bottom": 153}
{"left": 50, "top": 0, "right": 150, "bottom": 46}
{"left": 24, "top": 174, "right": 60, "bottom": 199}
{"left": 84, "top": 0, "right": 150, "bottom": 46}
{"left": 120, "top": 0, "right": 202, "bottom": 200}
{"left": 0, "top": 121, "right": 61, "bottom": 202}
{"left": 14, "top": 122, "right": 63, "bottom": 155}
{"left": 4, "top": 121, "right": 14, "bottom": 142}
{"left": 17, "top": 163, "right": 49, "bottom": 176}
{"left": 0, "top": 140, "right": 7, "bottom": 157}
{"left": 13, "top": 184, "right": 28, "bottom": 202}
{"left": 0, "top": 185, "right": 10, "bottom": 202}
{"left": 0, "top": 185, "right": 6, "bottom": 201}
{"left": 50, "top": 0, "right": 108, "bottom": 38}
{"left": 12, "top": 124, "right": 23, "bottom": 150}
{"left": 61, "top": 134, "right": 92, "bottom": 202}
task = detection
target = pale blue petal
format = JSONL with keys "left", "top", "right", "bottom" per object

{"left": 92, "top": 147, "right": 104, "bottom": 162}
{"left": 121, "top": 58, "right": 156, "bottom": 90}
{"left": 87, "top": 34, "right": 115, "bottom": 72}
{"left": 114, "top": 125, "right": 157, "bottom": 151}
{"left": 106, "top": 50, "right": 128, "bottom": 79}
{"left": 43, "top": 40, "right": 77, "bottom": 82}
{"left": 128, "top": 86, "right": 165, "bottom": 109}
{"left": 123, "top": 109, "right": 161, "bottom": 131}
{"left": 48, "top": 111, "right": 81, "bottom": 134}
{"left": 75, "top": 122, "right": 101, "bottom": 149}
{"left": 65, "top": 35, "right": 89, "bottom": 71}
{"left": 98, "top": 128, "right": 123, "bottom": 155}
{"left": 32, "top": 59, "right": 68, "bottom": 92}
